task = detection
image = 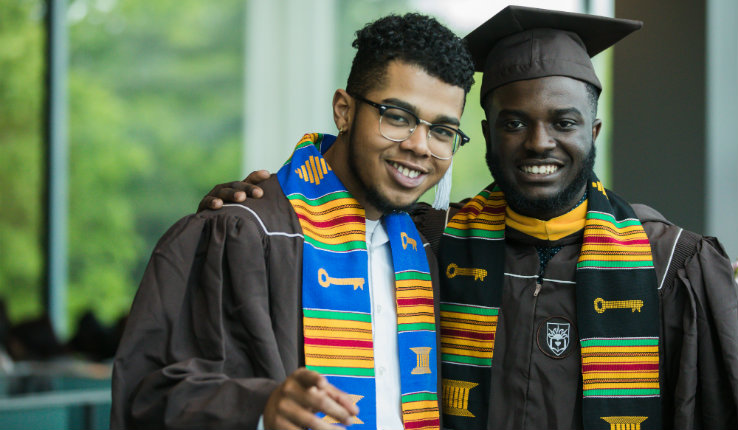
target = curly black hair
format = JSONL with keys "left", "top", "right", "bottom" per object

{"left": 346, "top": 13, "right": 475, "bottom": 99}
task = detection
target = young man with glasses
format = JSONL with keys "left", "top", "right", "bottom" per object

{"left": 111, "top": 13, "right": 475, "bottom": 430}
{"left": 349, "top": 94, "right": 470, "bottom": 160}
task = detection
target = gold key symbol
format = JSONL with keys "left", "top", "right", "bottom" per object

{"left": 446, "top": 263, "right": 488, "bottom": 281}
{"left": 401, "top": 232, "right": 417, "bottom": 251}
{"left": 318, "top": 268, "right": 365, "bottom": 290}
{"left": 594, "top": 297, "right": 644, "bottom": 314}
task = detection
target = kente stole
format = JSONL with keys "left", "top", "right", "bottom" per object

{"left": 277, "top": 133, "right": 440, "bottom": 430}
{"left": 438, "top": 176, "right": 661, "bottom": 429}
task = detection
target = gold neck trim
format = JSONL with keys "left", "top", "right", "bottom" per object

{"left": 505, "top": 200, "right": 588, "bottom": 241}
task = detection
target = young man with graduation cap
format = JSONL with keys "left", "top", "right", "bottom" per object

{"left": 201, "top": 6, "right": 738, "bottom": 430}
{"left": 435, "top": 6, "right": 738, "bottom": 430}
{"left": 112, "top": 14, "right": 476, "bottom": 430}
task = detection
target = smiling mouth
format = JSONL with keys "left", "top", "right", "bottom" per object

{"left": 520, "top": 164, "right": 559, "bottom": 175}
{"left": 390, "top": 161, "right": 422, "bottom": 179}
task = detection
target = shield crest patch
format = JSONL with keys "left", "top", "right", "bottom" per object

{"left": 536, "top": 316, "right": 577, "bottom": 359}
{"left": 547, "top": 322, "right": 569, "bottom": 355}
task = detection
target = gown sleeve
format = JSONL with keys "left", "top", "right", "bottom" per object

{"left": 111, "top": 210, "right": 289, "bottom": 429}
{"left": 411, "top": 202, "right": 464, "bottom": 257}
{"left": 661, "top": 236, "right": 738, "bottom": 429}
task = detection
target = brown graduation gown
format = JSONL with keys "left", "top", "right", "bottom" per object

{"left": 110, "top": 176, "right": 443, "bottom": 429}
{"left": 413, "top": 202, "right": 738, "bottom": 429}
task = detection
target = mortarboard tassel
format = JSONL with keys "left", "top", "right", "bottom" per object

{"left": 432, "top": 161, "right": 453, "bottom": 210}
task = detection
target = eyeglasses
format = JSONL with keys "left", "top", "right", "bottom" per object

{"left": 351, "top": 94, "right": 469, "bottom": 160}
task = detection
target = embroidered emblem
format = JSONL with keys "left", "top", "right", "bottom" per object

{"left": 446, "top": 263, "right": 488, "bottom": 281}
{"left": 442, "top": 379, "right": 478, "bottom": 417}
{"left": 401, "top": 232, "right": 418, "bottom": 251}
{"left": 547, "top": 322, "right": 569, "bottom": 356}
{"left": 600, "top": 416, "right": 647, "bottom": 429}
{"left": 592, "top": 180, "right": 607, "bottom": 197}
{"left": 317, "top": 268, "right": 365, "bottom": 290}
{"left": 294, "top": 155, "right": 332, "bottom": 184}
{"left": 322, "top": 394, "right": 365, "bottom": 424}
{"left": 537, "top": 316, "right": 577, "bottom": 359}
{"left": 410, "top": 347, "right": 432, "bottom": 374}
{"left": 594, "top": 297, "right": 644, "bottom": 314}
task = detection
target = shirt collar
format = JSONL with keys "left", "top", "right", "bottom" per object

{"left": 366, "top": 218, "right": 390, "bottom": 248}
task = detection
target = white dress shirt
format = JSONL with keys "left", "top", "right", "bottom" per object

{"left": 365, "top": 218, "right": 404, "bottom": 429}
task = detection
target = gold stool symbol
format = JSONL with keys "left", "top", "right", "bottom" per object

{"left": 442, "top": 379, "right": 478, "bottom": 417}
{"left": 410, "top": 347, "right": 432, "bottom": 374}
{"left": 601, "top": 416, "right": 647, "bottom": 430}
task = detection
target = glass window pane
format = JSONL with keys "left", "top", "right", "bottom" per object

{"left": 67, "top": 0, "right": 245, "bottom": 326}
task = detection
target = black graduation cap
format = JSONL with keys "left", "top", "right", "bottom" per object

{"left": 464, "top": 6, "right": 643, "bottom": 105}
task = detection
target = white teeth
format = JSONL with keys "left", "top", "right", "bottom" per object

{"left": 522, "top": 165, "right": 558, "bottom": 175}
{"left": 391, "top": 162, "right": 421, "bottom": 179}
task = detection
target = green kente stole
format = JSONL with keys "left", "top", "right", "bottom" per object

{"left": 277, "top": 133, "right": 441, "bottom": 430}
{"left": 438, "top": 175, "right": 661, "bottom": 429}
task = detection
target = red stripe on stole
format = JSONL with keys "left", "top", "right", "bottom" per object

{"left": 582, "top": 363, "right": 659, "bottom": 373}
{"left": 404, "top": 418, "right": 440, "bottom": 429}
{"left": 584, "top": 236, "right": 651, "bottom": 246}
{"left": 397, "top": 297, "right": 434, "bottom": 307}
{"left": 304, "top": 338, "right": 373, "bottom": 348}
{"left": 457, "top": 204, "right": 482, "bottom": 216}
{"left": 441, "top": 328, "right": 495, "bottom": 341}
{"left": 481, "top": 205, "right": 505, "bottom": 215}
{"left": 295, "top": 213, "right": 365, "bottom": 228}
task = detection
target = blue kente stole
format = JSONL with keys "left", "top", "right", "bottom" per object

{"left": 277, "top": 133, "right": 440, "bottom": 429}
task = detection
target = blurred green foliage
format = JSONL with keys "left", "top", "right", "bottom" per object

{"left": 0, "top": 0, "right": 492, "bottom": 332}
{"left": 67, "top": 0, "right": 246, "bottom": 326}
{"left": 66, "top": 0, "right": 245, "bottom": 327}
{"left": 1, "top": 0, "right": 245, "bottom": 329}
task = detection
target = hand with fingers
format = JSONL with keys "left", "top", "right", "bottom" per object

{"left": 264, "top": 368, "right": 359, "bottom": 430}
{"left": 198, "top": 169, "right": 271, "bottom": 212}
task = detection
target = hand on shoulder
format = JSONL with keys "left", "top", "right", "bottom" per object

{"left": 198, "top": 170, "right": 270, "bottom": 212}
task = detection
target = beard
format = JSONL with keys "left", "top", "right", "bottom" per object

{"left": 486, "top": 143, "right": 596, "bottom": 219}
{"left": 347, "top": 129, "right": 416, "bottom": 215}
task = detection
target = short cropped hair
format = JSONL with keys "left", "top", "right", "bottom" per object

{"left": 585, "top": 82, "right": 600, "bottom": 120}
{"left": 346, "top": 13, "right": 475, "bottom": 99}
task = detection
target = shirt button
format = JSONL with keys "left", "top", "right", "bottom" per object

{"left": 378, "top": 366, "right": 385, "bottom": 376}
{"left": 376, "top": 305, "right": 382, "bottom": 314}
